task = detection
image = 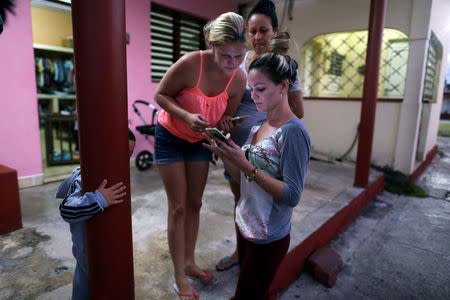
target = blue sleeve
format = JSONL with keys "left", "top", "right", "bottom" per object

{"left": 280, "top": 122, "right": 310, "bottom": 207}
{"left": 288, "top": 70, "right": 302, "bottom": 92}
{"left": 59, "top": 178, "right": 108, "bottom": 224}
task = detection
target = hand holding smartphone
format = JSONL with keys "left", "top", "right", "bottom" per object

{"left": 205, "top": 128, "right": 230, "bottom": 145}
{"left": 231, "top": 115, "right": 249, "bottom": 125}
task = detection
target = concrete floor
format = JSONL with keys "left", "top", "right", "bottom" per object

{"left": 279, "top": 136, "right": 450, "bottom": 300}
{"left": 0, "top": 150, "right": 382, "bottom": 300}
{"left": 11, "top": 134, "right": 450, "bottom": 300}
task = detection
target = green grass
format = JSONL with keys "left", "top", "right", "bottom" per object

{"left": 438, "top": 122, "right": 450, "bottom": 137}
{"left": 385, "top": 182, "right": 429, "bottom": 197}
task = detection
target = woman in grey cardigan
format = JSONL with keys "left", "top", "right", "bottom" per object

{"left": 204, "top": 52, "right": 310, "bottom": 300}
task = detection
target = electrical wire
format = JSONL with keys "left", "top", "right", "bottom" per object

{"left": 336, "top": 123, "right": 360, "bottom": 162}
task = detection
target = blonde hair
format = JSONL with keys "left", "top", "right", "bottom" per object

{"left": 203, "top": 12, "right": 246, "bottom": 46}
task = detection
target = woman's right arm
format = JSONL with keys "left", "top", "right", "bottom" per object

{"left": 288, "top": 90, "right": 304, "bottom": 119}
{"left": 287, "top": 71, "right": 304, "bottom": 119}
{"left": 154, "top": 52, "right": 211, "bottom": 130}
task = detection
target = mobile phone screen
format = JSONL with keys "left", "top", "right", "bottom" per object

{"left": 205, "top": 128, "right": 230, "bottom": 145}
{"left": 231, "top": 115, "right": 249, "bottom": 123}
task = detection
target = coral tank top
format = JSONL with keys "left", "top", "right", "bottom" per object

{"left": 158, "top": 51, "right": 237, "bottom": 142}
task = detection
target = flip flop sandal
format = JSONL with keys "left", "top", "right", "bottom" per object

{"left": 215, "top": 256, "right": 239, "bottom": 272}
{"left": 187, "top": 270, "right": 217, "bottom": 285}
{"left": 173, "top": 282, "right": 201, "bottom": 300}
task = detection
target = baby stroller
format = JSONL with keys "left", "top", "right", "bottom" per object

{"left": 132, "top": 99, "right": 158, "bottom": 171}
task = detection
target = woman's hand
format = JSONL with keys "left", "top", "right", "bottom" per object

{"left": 202, "top": 133, "right": 249, "bottom": 170}
{"left": 184, "top": 113, "right": 211, "bottom": 132}
{"left": 203, "top": 133, "right": 248, "bottom": 182}
{"left": 217, "top": 115, "right": 235, "bottom": 134}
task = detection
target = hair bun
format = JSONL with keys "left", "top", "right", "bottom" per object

{"left": 269, "top": 32, "right": 290, "bottom": 55}
{"left": 249, "top": 51, "right": 299, "bottom": 88}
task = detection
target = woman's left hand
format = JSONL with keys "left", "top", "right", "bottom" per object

{"left": 202, "top": 133, "right": 246, "bottom": 167}
{"left": 217, "top": 115, "right": 236, "bottom": 134}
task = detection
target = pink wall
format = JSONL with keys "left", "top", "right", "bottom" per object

{"left": 0, "top": 0, "right": 42, "bottom": 177}
{"left": 125, "top": 0, "right": 237, "bottom": 157}
{"left": 125, "top": 0, "right": 156, "bottom": 157}
{"left": 152, "top": 0, "right": 237, "bottom": 20}
{"left": 0, "top": 0, "right": 236, "bottom": 181}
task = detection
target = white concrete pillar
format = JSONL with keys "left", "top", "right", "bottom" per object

{"left": 393, "top": 0, "right": 432, "bottom": 174}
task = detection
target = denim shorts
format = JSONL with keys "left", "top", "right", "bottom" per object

{"left": 154, "top": 122, "right": 211, "bottom": 164}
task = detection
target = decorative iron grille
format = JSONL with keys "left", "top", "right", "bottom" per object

{"left": 422, "top": 31, "right": 443, "bottom": 101}
{"left": 301, "top": 29, "right": 409, "bottom": 98}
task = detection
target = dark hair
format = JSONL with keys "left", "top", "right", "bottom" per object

{"left": 247, "top": 0, "right": 278, "bottom": 30}
{"left": 249, "top": 53, "right": 298, "bottom": 87}
{"left": 128, "top": 129, "right": 136, "bottom": 141}
{"left": 249, "top": 31, "right": 298, "bottom": 87}
{"left": 0, "top": 0, "right": 15, "bottom": 35}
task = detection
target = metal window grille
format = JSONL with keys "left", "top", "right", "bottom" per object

{"left": 301, "top": 29, "right": 410, "bottom": 98}
{"left": 150, "top": 4, "right": 206, "bottom": 82}
{"left": 328, "top": 50, "right": 345, "bottom": 76}
{"left": 422, "top": 31, "right": 443, "bottom": 101}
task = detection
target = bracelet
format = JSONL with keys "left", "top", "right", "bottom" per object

{"left": 245, "top": 167, "right": 258, "bottom": 182}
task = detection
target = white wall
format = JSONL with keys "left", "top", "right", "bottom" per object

{"left": 425, "top": 0, "right": 450, "bottom": 151}
{"left": 278, "top": 0, "right": 413, "bottom": 64}
{"left": 302, "top": 101, "right": 401, "bottom": 167}
{"left": 277, "top": 0, "right": 414, "bottom": 170}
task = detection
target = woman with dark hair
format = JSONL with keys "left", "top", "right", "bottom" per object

{"left": 216, "top": 0, "right": 304, "bottom": 272}
{"left": 204, "top": 51, "right": 310, "bottom": 300}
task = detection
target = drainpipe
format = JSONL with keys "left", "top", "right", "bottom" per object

{"left": 71, "top": 0, "right": 135, "bottom": 299}
{"left": 354, "top": 0, "right": 387, "bottom": 188}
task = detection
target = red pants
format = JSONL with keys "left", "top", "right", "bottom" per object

{"left": 232, "top": 231, "right": 290, "bottom": 300}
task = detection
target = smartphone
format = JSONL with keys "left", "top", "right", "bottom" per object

{"left": 231, "top": 115, "right": 249, "bottom": 124}
{"left": 205, "top": 128, "right": 230, "bottom": 145}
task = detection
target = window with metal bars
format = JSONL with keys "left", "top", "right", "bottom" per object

{"left": 422, "top": 31, "right": 443, "bottom": 101}
{"left": 301, "top": 29, "right": 410, "bottom": 99}
{"left": 150, "top": 4, "right": 206, "bottom": 82}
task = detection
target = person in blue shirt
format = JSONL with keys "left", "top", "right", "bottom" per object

{"left": 56, "top": 129, "right": 136, "bottom": 300}
{"left": 203, "top": 43, "right": 310, "bottom": 300}
{"left": 216, "top": 0, "right": 304, "bottom": 273}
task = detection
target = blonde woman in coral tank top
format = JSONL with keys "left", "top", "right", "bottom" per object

{"left": 154, "top": 12, "right": 247, "bottom": 300}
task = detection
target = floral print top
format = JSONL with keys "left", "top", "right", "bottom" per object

{"left": 235, "top": 119, "right": 311, "bottom": 244}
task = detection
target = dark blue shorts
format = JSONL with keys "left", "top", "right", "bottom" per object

{"left": 154, "top": 122, "right": 211, "bottom": 164}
